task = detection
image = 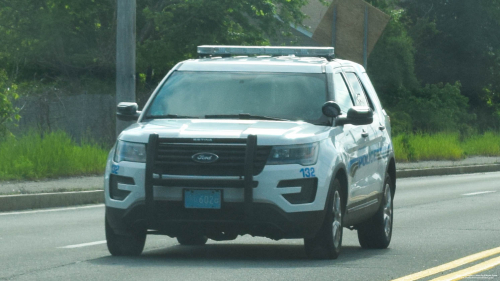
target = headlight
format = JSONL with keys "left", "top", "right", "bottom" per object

{"left": 267, "top": 142, "right": 319, "bottom": 166}
{"left": 114, "top": 140, "right": 146, "bottom": 163}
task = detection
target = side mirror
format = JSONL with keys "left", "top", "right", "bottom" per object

{"left": 336, "top": 106, "right": 373, "bottom": 126}
{"left": 322, "top": 101, "right": 342, "bottom": 118}
{"left": 117, "top": 102, "right": 141, "bottom": 121}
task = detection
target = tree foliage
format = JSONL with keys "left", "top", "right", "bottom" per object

{"left": 0, "top": 70, "right": 20, "bottom": 138}
{"left": 0, "top": 0, "right": 116, "bottom": 81}
{"left": 1, "top": 0, "right": 500, "bottom": 135}
{"left": 367, "top": 0, "right": 500, "bottom": 134}
{"left": 400, "top": 0, "right": 500, "bottom": 130}
{"left": 135, "top": 0, "right": 311, "bottom": 85}
{"left": 0, "top": 0, "right": 312, "bottom": 84}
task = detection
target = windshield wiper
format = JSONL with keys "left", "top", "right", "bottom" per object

{"left": 144, "top": 114, "right": 199, "bottom": 119}
{"left": 205, "top": 113, "right": 288, "bottom": 121}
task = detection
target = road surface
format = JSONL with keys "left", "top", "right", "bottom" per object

{"left": 1, "top": 172, "right": 499, "bottom": 280}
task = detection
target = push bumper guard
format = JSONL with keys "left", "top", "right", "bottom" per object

{"left": 144, "top": 134, "right": 259, "bottom": 224}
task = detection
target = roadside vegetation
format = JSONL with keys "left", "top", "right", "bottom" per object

{"left": 1, "top": 1, "right": 500, "bottom": 180}
{"left": 393, "top": 132, "right": 500, "bottom": 162}
{"left": 0, "top": 131, "right": 108, "bottom": 181}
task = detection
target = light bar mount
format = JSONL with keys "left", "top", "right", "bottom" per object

{"left": 198, "top": 45, "right": 334, "bottom": 60}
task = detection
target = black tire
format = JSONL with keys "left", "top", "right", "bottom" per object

{"left": 357, "top": 173, "right": 394, "bottom": 249}
{"left": 177, "top": 235, "right": 208, "bottom": 246}
{"left": 106, "top": 219, "right": 146, "bottom": 256}
{"left": 304, "top": 178, "right": 343, "bottom": 260}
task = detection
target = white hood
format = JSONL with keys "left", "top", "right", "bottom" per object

{"left": 119, "top": 119, "right": 331, "bottom": 146}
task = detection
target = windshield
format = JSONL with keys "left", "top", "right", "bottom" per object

{"left": 145, "top": 71, "right": 328, "bottom": 123}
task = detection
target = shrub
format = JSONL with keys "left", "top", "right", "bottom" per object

{"left": 0, "top": 70, "right": 20, "bottom": 138}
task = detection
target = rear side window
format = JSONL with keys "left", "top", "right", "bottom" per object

{"left": 345, "top": 72, "right": 369, "bottom": 107}
{"left": 333, "top": 73, "right": 354, "bottom": 114}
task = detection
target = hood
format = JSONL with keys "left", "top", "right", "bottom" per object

{"left": 119, "top": 119, "right": 331, "bottom": 145}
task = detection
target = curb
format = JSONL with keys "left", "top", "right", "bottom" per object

{"left": 1, "top": 165, "right": 500, "bottom": 212}
{"left": 0, "top": 190, "right": 103, "bottom": 212}
{"left": 396, "top": 164, "right": 500, "bottom": 179}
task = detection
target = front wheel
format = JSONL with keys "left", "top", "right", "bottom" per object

{"left": 304, "top": 178, "right": 343, "bottom": 259}
{"left": 357, "top": 173, "right": 393, "bottom": 249}
{"left": 106, "top": 219, "right": 146, "bottom": 256}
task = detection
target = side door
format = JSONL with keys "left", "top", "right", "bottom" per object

{"left": 331, "top": 69, "right": 370, "bottom": 210}
{"left": 343, "top": 70, "right": 381, "bottom": 210}
{"left": 358, "top": 71, "right": 390, "bottom": 194}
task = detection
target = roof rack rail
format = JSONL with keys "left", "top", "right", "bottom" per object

{"left": 197, "top": 45, "right": 335, "bottom": 60}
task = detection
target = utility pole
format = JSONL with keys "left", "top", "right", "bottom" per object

{"left": 116, "top": 0, "right": 136, "bottom": 136}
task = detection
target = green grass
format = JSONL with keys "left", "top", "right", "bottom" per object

{"left": 0, "top": 130, "right": 109, "bottom": 181}
{"left": 1, "top": 130, "right": 499, "bottom": 180}
{"left": 408, "top": 132, "right": 464, "bottom": 161}
{"left": 462, "top": 132, "right": 500, "bottom": 156}
{"left": 393, "top": 131, "right": 500, "bottom": 162}
{"left": 392, "top": 134, "right": 411, "bottom": 162}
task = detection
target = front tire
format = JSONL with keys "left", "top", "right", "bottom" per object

{"left": 106, "top": 219, "right": 146, "bottom": 256}
{"left": 357, "top": 173, "right": 394, "bottom": 249}
{"left": 304, "top": 178, "right": 343, "bottom": 259}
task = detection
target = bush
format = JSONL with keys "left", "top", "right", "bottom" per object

{"left": 0, "top": 70, "right": 20, "bottom": 138}
{"left": 396, "top": 82, "right": 475, "bottom": 133}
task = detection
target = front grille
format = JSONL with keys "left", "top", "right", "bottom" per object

{"left": 153, "top": 139, "right": 272, "bottom": 176}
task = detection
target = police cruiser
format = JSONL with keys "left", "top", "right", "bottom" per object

{"left": 105, "top": 45, "right": 396, "bottom": 259}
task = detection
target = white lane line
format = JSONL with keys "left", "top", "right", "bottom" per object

{"left": 58, "top": 240, "right": 107, "bottom": 249}
{"left": 0, "top": 204, "right": 104, "bottom": 216}
{"left": 462, "top": 191, "right": 496, "bottom": 196}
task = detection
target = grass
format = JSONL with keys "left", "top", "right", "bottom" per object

{"left": 1, "top": 130, "right": 498, "bottom": 180}
{"left": 0, "top": 130, "right": 109, "bottom": 181}
{"left": 393, "top": 131, "right": 500, "bottom": 162}
{"left": 462, "top": 132, "right": 500, "bottom": 156}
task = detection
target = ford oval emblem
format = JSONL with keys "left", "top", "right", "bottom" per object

{"left": 192, "top": 152, "right": 219, "bottom": 164}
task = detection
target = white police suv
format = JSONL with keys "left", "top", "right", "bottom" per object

{"left": 104, "top": 46, "right": 396, "bottom": 259}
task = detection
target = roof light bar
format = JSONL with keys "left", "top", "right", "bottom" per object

{"left": 197, "top": 45, "right": 334, "bottom": 59}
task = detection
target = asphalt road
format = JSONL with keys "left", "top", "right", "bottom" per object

{"left": 1, "top": 172, "right": 499, "bottom": 281}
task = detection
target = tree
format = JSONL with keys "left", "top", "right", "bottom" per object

{"left": 401, "top": 0, "right": 500, "bottom": 130}
{"left": 367, "top": 7, "right": 475, "bottom": 135}
{"left": 0, "top": 0, "right": 116, "bottom": 81}
{"left": 0, "top": 0, "right": 316, "bottom": 86}
{"left": 135, "top": 0, "right": 313, "bottom": 85}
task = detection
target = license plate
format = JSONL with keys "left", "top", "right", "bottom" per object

{"left": 184, "top": 189, "right": 221, "bottom": 209}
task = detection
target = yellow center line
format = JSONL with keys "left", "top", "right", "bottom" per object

{"left": 392, "top": 246, "right": 500, "bottom": 281}
{"left": 430, "top": 255, "right": 500, "bottom": 281}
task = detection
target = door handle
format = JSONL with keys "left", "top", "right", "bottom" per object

{"left": 379, "top": 124, "right": 386, "bottom": 131}
{"left": 361, "top": 130, "right": 369, "bottom": 138}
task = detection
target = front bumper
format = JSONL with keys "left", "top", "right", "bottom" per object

{"left": 106, "top": 201, "right": 326, "bottom": 240}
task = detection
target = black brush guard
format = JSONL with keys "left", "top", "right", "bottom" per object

{"left": 144, "top": 134, "right": 259, "bottom": 225}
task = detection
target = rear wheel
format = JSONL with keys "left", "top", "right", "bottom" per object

{"left": 177, "top": 235, "right": 208, "bottom": 246}
{"left": 357, "top": 173, "right": 393, "bottom": 249}
{"left": 106, "top": 219, "right": 146, "bottom": 256}
{"left": 304, "top": 178, "right": 343, "bottom": 259}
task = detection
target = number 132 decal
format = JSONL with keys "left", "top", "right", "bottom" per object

{"left": 300, "top": 167, "right": 315, "bottom": 178}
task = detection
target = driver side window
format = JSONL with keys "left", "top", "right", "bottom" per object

{"left": 345, "top": 72, "right": 369, "bottom": 107}
{"left": 333, "top": 73, "right": 354, "bottom": 114}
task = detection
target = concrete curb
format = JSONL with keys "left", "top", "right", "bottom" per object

{"left": 397, "top": 164, "right": 500, "bottom": 179}
{"left": 1, "top": 164, "right": 500, "bottom": 212}
{"left": 0, "top": 190, "right": 103, "bottom": 212}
